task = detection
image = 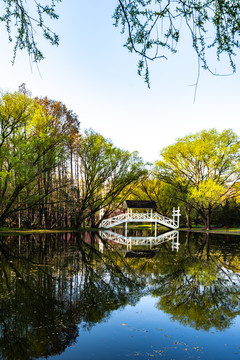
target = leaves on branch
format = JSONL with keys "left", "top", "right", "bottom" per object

{"left": 114, "top": 0, "right": 240, "bottom": 86}
{"left": 0, "top": 0, "right": 61, "bottom": 62}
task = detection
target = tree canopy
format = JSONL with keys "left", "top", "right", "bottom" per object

{"left": 155, "top": 129, "right": 240, "bottom": 229}
{"left": 0, "top": 89, "right": 146, "bottom": 229}
{"left": 75, "top": 129, "right": 147, "bottom": 227}
{"left": 0, "top": 90, "right": 76, "bottom": 226}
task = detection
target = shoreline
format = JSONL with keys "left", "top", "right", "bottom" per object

{"left": 0, "top": 228, "right": 87, "bottom": 235}
{"left": 1, "top": 227, "right": 240, "bottom": 236}
{"left": 179, "top": 228, "right": 240, "bottom": 235}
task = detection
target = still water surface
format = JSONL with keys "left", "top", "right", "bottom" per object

{"left": 1, "top": 230, "right": 240, "bottom": 359}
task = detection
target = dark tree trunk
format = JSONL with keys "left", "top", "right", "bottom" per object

{"left": 185, "top": 203, "right": 192, "bottom": 229}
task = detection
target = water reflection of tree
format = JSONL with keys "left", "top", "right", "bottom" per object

{"left": 1, "top": 232, "right": 240, "bottom": 359}
{"left": 0, "top": 235, "right": 78, "bottom": 360}
{"left": 72, "top": 233, "right": 145, "bottom": 329}
{"left": 0, "top": 233, "right": 145, "bottom": 360}
{"left": 150, "top": 232, "right": 240, "bottom": 331}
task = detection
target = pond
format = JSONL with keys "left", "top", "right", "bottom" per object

{"left": 1, "top": 230, "right": 240, "bottom": 359}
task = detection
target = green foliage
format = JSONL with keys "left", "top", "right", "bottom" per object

{"left": 211, "top": 199, "right": 240, "bottom": 227}
{"left": 0, "top": 0, "right": 61, "bottom": 62}
{"left": 0, "top": 92, "right": 146, "bottom": 228}
{"left": 114, "top": 0, "right": 240, "bottom": 85}
{"left": 76, "top": 129, "right": 147, "bottom": 227}
{"left": 155, "top": 128, "right": 240, "bottom": 228}
{"left": 130, "top": 178, "right": 181, "bottom": 218}
{"left": 0, "top": 90, "right": 77, "bottom": 226}
{"left": 189, "top": 179, "right": 225, "bottom": 207}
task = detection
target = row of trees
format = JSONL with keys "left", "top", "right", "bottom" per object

{"left": 131, "top": 129, "right": 240, "bottom": 229}
{"left": 1, "top": 87, "right": 240, "bottom": 229}
{"left": 0, "top": 87, "right": 146, "bottom": 229}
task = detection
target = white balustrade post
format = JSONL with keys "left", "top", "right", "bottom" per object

{"left": 172, "top": 232, "right": 180, "bottom": 251}
{"left": 127, "top": 238, "right": 132, "bottom": 250}
{"left": 172, "top": 207, "right": 175, "bottom": 225}
{"left": 177, "top": 207, "right": 181, "bottom": 228}
{"left": 176, "top": 231, "right": 180, "bottom": 251}
{"left": 172, "top": 207, "right": 181, "bottom": 228}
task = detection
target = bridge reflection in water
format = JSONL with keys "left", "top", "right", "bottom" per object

{"left": 99, "top": 230, "right": 180, "bottom": 253}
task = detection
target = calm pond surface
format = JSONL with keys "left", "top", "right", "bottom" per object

{"left": 1, "top": 229, "right": 240, "bottom": 359}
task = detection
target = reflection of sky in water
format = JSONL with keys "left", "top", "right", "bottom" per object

{"left": 51, "top": 295, "right": 240, "bottom": 360}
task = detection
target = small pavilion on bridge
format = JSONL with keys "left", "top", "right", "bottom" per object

{"left": 123, "top": 200, "right": 159, "bottom": 234}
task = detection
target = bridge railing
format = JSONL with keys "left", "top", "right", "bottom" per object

{"left": 101, "top": 212, "right": 178, "bottom": 229}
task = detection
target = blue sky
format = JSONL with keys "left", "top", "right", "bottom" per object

{"left": 0, "top": 0, "right": 240, "bottom": 162}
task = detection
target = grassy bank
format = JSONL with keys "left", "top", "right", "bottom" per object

{"left": 1, "top": 225, "right": 240, "bottom": 236}
{"left": 0, "top": 227, "right": 89, "bottom": 235}
{"left": 179, "top": 226, "right": 240, "bottom": 235}
{"left": 0, "top": 224, "right": 168, "bottom": 235}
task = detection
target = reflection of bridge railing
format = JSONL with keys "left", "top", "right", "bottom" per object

{"left": 100, "top": 230, "right": 180, "bottom": 251}
{"left": 101, "top": 212, "right": 179, "bottom": 229}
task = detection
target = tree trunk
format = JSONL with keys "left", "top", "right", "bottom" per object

{"left": 200, "top": 206, "right": 211, "bottom": 230}
{"left": 185, "top": 203, "right": 192, "bottom": 229}
{"left": 206, "top": 207, "right": 211, "bottom": 230}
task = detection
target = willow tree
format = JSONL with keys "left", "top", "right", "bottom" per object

{"left": 2, "top": 1, "right": 240, "bottom": 86}
{"left": 0, "top": 0, "right": 60, "bottom": 63}
{"left": 155, "top": 129, "right": 240, "bottom": 229}
{"left": 114, "top": 0, "right": 240, "bottom": 85}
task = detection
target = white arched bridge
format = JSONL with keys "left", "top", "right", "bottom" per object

{"left": 101, "top": 201, "right": 181, "bottom": 230}
{"left": 101, "top": 211, "right": 180, "bottom": 230}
